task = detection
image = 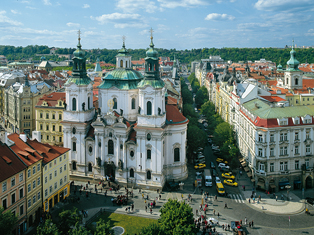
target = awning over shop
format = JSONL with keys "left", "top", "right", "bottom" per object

{"left": 247, "top": 172, "right": 252, "bottom": 177}
{"left": 278, "top": 181, "right": 290, "bottom": 187}
{"left": 251, "top": 179, "right": 255, "bottom": 182}
{"left": 257, "top": 181, "right": 264, "bottom": 187}
{"left": 294, "top": 180, "right": 301, "bottom": 184}
{"left": 244, "top": 167, "right": 250, "bottom": 172}
{"left": 270, "top": 184, "right": 276, "bottom": 188}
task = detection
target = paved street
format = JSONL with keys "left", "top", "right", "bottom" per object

{"left": 37, "top": 142, "right": 314, "bottom": 235}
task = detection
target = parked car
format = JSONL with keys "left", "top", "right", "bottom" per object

{"left": 306, "top": 197, "right": 314, "bottom": 205}
{"left": 224, "top": 179, "right": 238, "bottom": 187}
{"left": 222, "top": 172, "right": 235, "bottom": 179}
{"left": 194, "top": 163, "right": 206, "bottom": 169}
{"left": 210, "top": 162, "right": 215, "bottom": 169}
{"left": 212, "top": 169, "right": 217, "bottom": 177}
{"left": 196, "top": 171, "right": 203, "bottom": 176}
{"left": 212, "top": 144, "right": 219, "bottom": 149}
{"left": 216, "top": 158, "right": 228, "bottom": 164}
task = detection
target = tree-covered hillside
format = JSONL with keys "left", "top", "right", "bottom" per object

{"left": 1, "top": 45, "right": 313, "bottom": 65}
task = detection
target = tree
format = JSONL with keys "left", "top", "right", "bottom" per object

{"left": 158, "top": 199, "right": 198, "bottom": 235}
{"left": 140, "top": 222, "right": 163, "bottom": 235}
{"left": 68, "top": 223, "right": 89, "bottom": 235}
{"left": 0, "top": 207, "right": 18, "bottom": 235}
{"left": 57, "top": 208, "right": 82, "bottom": 234}
{"left": 181, "top": 87, "right": 193, "bottom": 104}
{"left": 213, "top": 122, "right": 232, "bottom": 147}
{"left": 187, "top": 125, "right": 207, "bottom": 155}
{"left": 94, "top": 219, "right": 112, "bottom": 235}
{"left": 36, "top": 219, "right": 59, "bottom": 235}
{"left": 195, "top": 86, "right": 209, "bottom": 107}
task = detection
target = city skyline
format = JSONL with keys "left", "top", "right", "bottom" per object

{"left": 0, "top": 0, "right": 314, "bottom": 50}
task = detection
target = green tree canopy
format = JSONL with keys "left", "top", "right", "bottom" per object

{"left": 195, "top": 86, "right": 209, "bottom": 107}
{"left": 36, "top": 219, "right": 59, "bottom": 235}
{"left": 140, "top": 222, "right": 163, "bottom": 235}
{"left": 57, "top": 207, "right": 82, "bottom": 234}
{"left": 0, "top": 207, "right": 18, "bottom": 235}
{"left": 94, "top": 219, "right": 112, "bottom": 235}
{"left": 158, "top": 199, "right": 198, "bottom": 235}
{"left": 187, "top": 125, "right": 207, "bottom": 157}
{"left": 213, "top": 122, "right": 232, "bottom": 147}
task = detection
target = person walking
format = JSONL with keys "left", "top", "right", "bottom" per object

{"left": 251, "top": 220, "right": 254, "bottom": 227}
{"left": 145, "top": 205, "right": 147, "bottom": 212}
{"left": 217, "top": 212, "right": 220, "bottom": 219}
{"left": 249, "top": 222, "right": 251, "bottom": 228}
{"left": 245, "top": 217, "right": 247, "bottom": 225}
{"left": 224, "top": 203, "right": 228, "bottom": 209}
{"left": 213, "top": 209, "right": 215, "bottom": 215}
{"left": 131, "top": 204, "right": 134, "bottom": 212}
{"left": 240, "top": 219, "right": 242, "bottom": 225}
{"left": 142, "top": 193, "right": 144, "bottom": 199}
{"left": 150, "top": 208, "right": 152, "bottom": 214}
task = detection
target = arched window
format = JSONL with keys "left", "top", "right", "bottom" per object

{"left": 113, "top": 98, "right": 117, "bottom": 109}
{"left": 88, "top": 163, "right": 92, "bottom": 172}
{"left": 131, "top": 98, "right": 136, "bottom": 110}
{"left": 147, "top": 170, "right": 151, "bottom": 180}
{"left": 295, "top": 78, "right": 299, "bottom": 86}
{"left": 147, "top": 149, "right": 151, "bottom": 159}
{"left": 108, "top": 140, "right": 114, "bottom": 154}
{"left": 130, "top": 168, "right": 134, "bottom": 178}
{"left": 72, "top": 98, "right": 76, "bottom": 111}
{"left": 120, "top": 60, "right": 123, "bottom": 68}
{"left": 72, "top": 161, "right": 77, "bottom": 170}
{"left": 72, "top": 141, "right": 76, "bottom": 151}
{"left": 88, "top": 97, "right": 90, "bottom": 109}
{"left": 109, "top": 132, "right": 112, "bottom": 137}
{"left": 89, "top": 146, "right": 92, "bottom": 153}
{"left": 130, "top": 151, "right": 134, "bottom": 158}
{"left": 147, "top": 133, "right": 151, "bottom": 141}
{"left": 286, "top": 78, "right": 288, "bottom": 85}
{"left": 174, "top": 148, "right": 180, "bottom": 162}
{"left": 72, "top": 127, "right": 76, "bottom": 134}
{"left": 126, "top": 61, "right": 128, "bottom": 68}
{"left": 147, "top": 101, "right": 152, "bottom": 115}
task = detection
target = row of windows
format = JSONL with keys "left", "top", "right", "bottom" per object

{"left": 44, "top": 164, "right": 67, "bottom": 183}
{"left": 39, "top": 113, "right": 62, "bottom": 120}
{"left": 2, "top": 188, "right": 24, "bottom": 210}
{"left": 27, "top": 164, "right": 41, "bottom": 178}
{"left": 28, "top": 192, "right": 41, "bottom": 208}
{"left": 42, "top": 135, "right": 62, "bottom": 142}
{"left": 39, "top": 124, "right": 62, "bottom": 132}
{"left": 258, "top": 145, "right": 311, "bottom": 157}
{"left": 27, "top": 177, "right": 41, "bottom": 193}
{"left": 44, "top": 155, "right": 66, "bottom": 172}
{"left": 262, "top": 159, "right": 310, "bottom": 172}
{"left": 44, "top": 176, "right": 67, "bottom": 198}
{"left": 71, "top": 97, "right": 92, "bottom": 111}
{"left": 259, "top": 130, "right": 312, "bottom": 143}
{"left": 2, "top": 173, "right": 24, "bottom": 192}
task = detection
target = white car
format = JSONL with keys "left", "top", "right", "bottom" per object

{"left": 212, "top": 144, "right": 219, "bottom": 149}
{"left": 215, "top": 177, "right": 221, "bottom": 184}
{"left": 218, "top": 163, "right": 230, "bottom": 169}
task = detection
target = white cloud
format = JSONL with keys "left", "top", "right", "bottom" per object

{"left": 305, "top": 29, "right": 314, "bottom": 36}
{"left": 205, "top": 13, "right": 235, "bottom": 21}
{"left": 237, "top": 22, "right": 271, "bottom": 31}
{"left": 158, "top": 0, "right": 208, "bottom": 9}
{"left": 11, "top": 10, "right": 20, "bottom": 14}
{"left": 92, "top": 12, "right": 140, "bottom": 23}
{"left": 66, "top": 22, "right": 80, "bottom": 28}
{"left": 254, "top": 0, "right": 314, "bottom": 12}
{"left": 26, "top": 6, "right": 36, "bottom": 10}
{"left": 0, "top": 11, "right": 23, "bottom": 26}
{"left": 83, "top": 4, "right": 90, "bottom": 8}
{"left": 43, "top": 0, "right": 52, "bottom": 6}
{"left": 116, "top": 0, "right": 157, "bottom": 13}
{"left": 114, "top": 23, "right": 148, "bottom": 28}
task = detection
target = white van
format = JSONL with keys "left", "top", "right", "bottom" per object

{"left": 204, "top": 169, "right": 212, "bottom": 187}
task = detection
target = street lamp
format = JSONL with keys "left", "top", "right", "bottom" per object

{"left": 285, "top": 185, "right": 291, "bottom": 201}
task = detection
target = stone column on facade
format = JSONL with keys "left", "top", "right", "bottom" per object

{"left": 142, "top": 137, "right": 146, "bottom": 173}
{"left": 116, "top": 137, "right": 120, "bottom": 167}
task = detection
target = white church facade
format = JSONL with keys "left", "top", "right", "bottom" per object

{"left": 62, "top": 33, "right": 188, "bottom": 189}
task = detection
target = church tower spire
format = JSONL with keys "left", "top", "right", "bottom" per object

{"left": 138, "top": 28, "right": 164, "bottom": 88}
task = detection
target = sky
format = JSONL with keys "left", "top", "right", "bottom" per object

{"left": 0, "top": 0, "right": 314, "bottom": 50}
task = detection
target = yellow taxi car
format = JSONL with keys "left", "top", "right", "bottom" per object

{"left": 194, "top": 163, "right": 206, "bottom": 169}
{"left": 216, "top": 158, "right": 228, "bottom": 164}
{"left": 222, "top": 173, "right": 235, "bottom": 179}
{"left": 223, "top": 179, "right": 238, "bottom": 187}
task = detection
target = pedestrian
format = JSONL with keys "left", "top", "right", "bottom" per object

{"left": 181, "top": 194, "right": 183, "bottom": 200}
{"left": 276, "top": 195, "right": 278, "bottom": 201}
{"left": 249, "top": 222, "right": 251, "bottom": 228}
{"left": 240, "top": 219, "right": 242, "bottom": 225}
{"left": 200, "top": 204, "right": 202, "bottom": 210}
{"left": 217, "top": 212, "right": 220, "bottom": 219}
{"left": 248, "top": 198, "right": 251, "bottom": 203}
{"left": 251, "top": 220, "right": 254, "bottom": 227}
{"left": 132, "top": 204, "right": 134, "bottom": 212}
{"left": 193, "top": 182, "right": 195, "bottom": 189}
{"left": 213, "top": 209, "right": 215, "bottom": 215}
{"left": 159, "top": 194, "right": 161, "bottom": 200}
{"left": 196, "top": 209, "right": 198, "bottom": 215}
{"left": 215, "top": 195, "right": 217, "bottom": 201}
{"left": 224, "top": 203, "right": 228, "bottom": 209}
{"left": 244, "top": 185, "right": 246, "bottom": 191}
{"left": 128, "top": 206, "right": 131, "bottom": 212}
{"left": 150, "top": 208, "right": 152, "bottom": 214}
{"left": 142, "top": 193, "right": 144, "bottom": 199}
{"left": 105, "top": 190, "right": 107, "bottom": 196}
{"left": 245, "top": 217, "right": 247, "bottom": 225}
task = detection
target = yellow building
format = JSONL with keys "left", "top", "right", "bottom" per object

{"left": 8, "top": 133, "right": 43, "bottom": 229}
{"left": 26, "top": 138, "right": 70, "bottom": 213}
{"left": 35, "top": 92, "right": 65, "bottom": 146}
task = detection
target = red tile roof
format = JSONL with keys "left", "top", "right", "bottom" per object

{"left": 260, "top": 96, "right": 286, "bottom": 102}
{"left": 167, "top": 96, "right": 177, "bottom": 105}
{"left": 8, "top": 133, "right": 43, "bottom": 166}
{"left": 166, "top": 104, "right": 188, "bottom": 125}
{"left": 36, "top": 92, "right": 65, "bottom": 106}
{"left": 27, "top": 139, "right": 70, "bottom": 164}
{"left": 0, "top": 143, "right": 27, "bottom": 182}
{"left": 302, "top": 79, "right": 314, "bottom": 89}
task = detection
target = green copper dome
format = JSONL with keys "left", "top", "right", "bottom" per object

{"left": 286, "top": 42, "right": 299, "bottom": 71}
{"left": 117, "top": 41, "right": 129, "bottom": 57}
{"left": 98, "top": 68, "right": 144, "bottom": 90}
{"left": 146, "top": 36, "right": 158, "bottom": 59}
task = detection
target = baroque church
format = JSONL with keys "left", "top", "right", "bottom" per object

{"left": 62, "top": 32, "right": 188, "bottom": 189}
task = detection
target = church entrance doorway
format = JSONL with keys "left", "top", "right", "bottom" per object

{"left": 105, "top": 161, "right": 116, "bottom": 181}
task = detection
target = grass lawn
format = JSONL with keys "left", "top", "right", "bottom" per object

{"left": 90, "top": 211, "right": 157, "bottom": 234}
